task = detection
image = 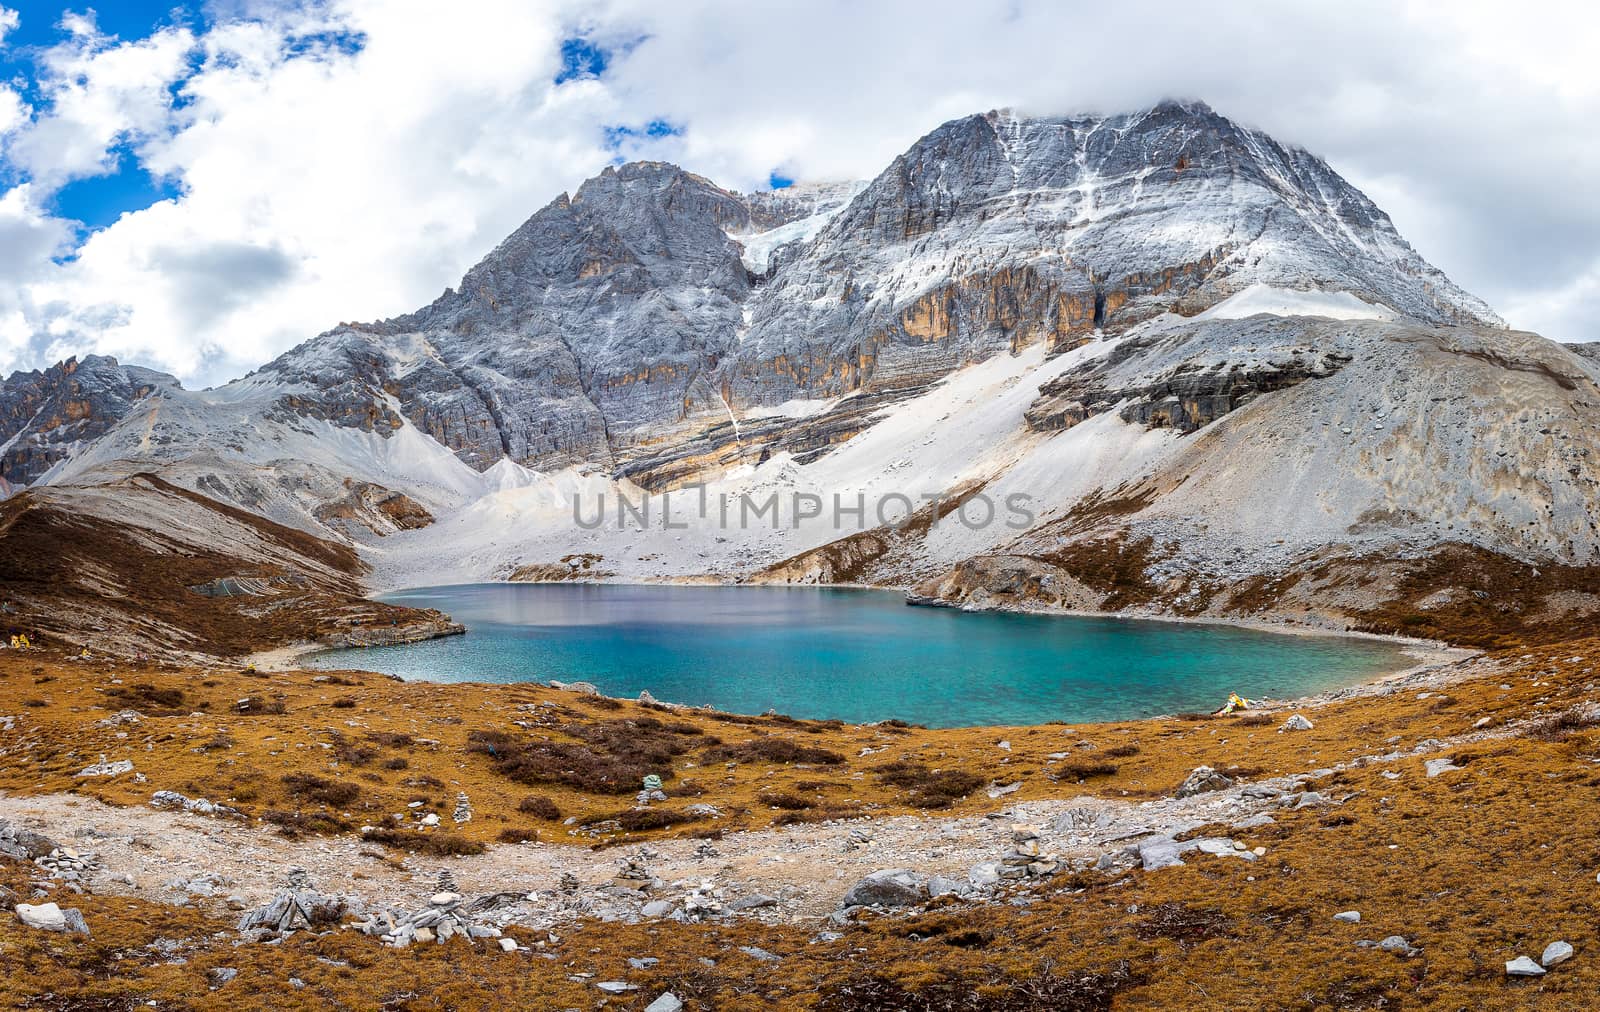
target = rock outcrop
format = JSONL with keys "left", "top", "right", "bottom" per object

{"left": 0, "top": 356, "right": 177, "bottom": 490}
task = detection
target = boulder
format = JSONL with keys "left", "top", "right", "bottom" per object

{"left": 841, "top": 869, "right": 927, "bottom": 908}
{"left": 1506, "top": 956, "right": 1546, "bottom": 976}
{"left": 15, "top": 902, "right": 89, "bottom": 935}
{"left": 1280, "top": 715, "right": 1314, "bottom": 732}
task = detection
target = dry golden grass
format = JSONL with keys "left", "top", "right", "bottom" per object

{"left": 3, "top": 637, "right": 1600, "bottom": 1007}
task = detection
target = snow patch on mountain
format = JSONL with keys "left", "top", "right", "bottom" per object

{"left": 1197, "top": 284, "right": 1399, "bottom": 322}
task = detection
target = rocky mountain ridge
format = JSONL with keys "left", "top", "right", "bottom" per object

{"left": 20, "top": 98, "right": 1496, "bottom": 485}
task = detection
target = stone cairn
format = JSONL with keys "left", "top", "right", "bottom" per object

{"left": 34, "top": 847, "right": 99, "bottom": 883}
{"left": 237, "top": 867, "right": 346, "bottom": 936}
{"left": 1001, "top": 824, "right": 1060, "bottom": 879}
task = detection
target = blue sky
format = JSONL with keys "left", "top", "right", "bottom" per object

{"left": 2, "top": 2, "right": 195, "bottom": 228}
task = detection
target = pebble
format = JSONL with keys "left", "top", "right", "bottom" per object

{"left": 1333, "top": 911, "right": 1361, "bottom": 923}
{"left": 1541, "top": 940, "right": 1574, "bottom": 967}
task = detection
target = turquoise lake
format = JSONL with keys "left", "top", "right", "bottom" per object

{"left": 309, "top": 584, "right": 1413, "bottom": 728}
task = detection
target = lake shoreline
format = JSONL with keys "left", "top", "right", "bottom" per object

{"left": 268, "top": 580, "right": 1469, "bottom": 727}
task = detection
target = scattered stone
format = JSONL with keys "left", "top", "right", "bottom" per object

{"left": 150, "top": 790, "right": 241, "bottom": 819}
{"left": 628, "top": 957, "right": 659, "bottom": 970}
{"left": 739, "top": 945, "right": 781, "bottom": 962}
{"left": 1474, "top": 717, "right": 1493, "bottom": 729}
{"left": 986, "top": 781, "right": 1021, "bottom": 799}
{"left": 1334, "top": 911, "right": 1361, "bottom": 923}
{"left": 645, "top": 994, "right": 684, "bottom": 1012}
{"left": 1542, "top": 940, "right": 1574, "bottom": 967}
{"left": 1425, "top": 758, "right": 1463, "bottom": 778}
{"left": 1505, "top": 956, "right": 1546, "bottom": 977}
{"left": 968, "top": 862, "right": 1001, "bottom": 888}
{"left": 684, "top": 880, "right": 724, "bottom": 921}
{"left": 727, "top": 894, "right": 778, "bottom": 912}
{"left": 497, "top": 937, "right": 518, "bottom": 952}
{"left": 640, "top": 900, "right": 674, "bottom": 919}
{"left": 1138, "top": 837, "right": 1194, "bottom": 871}
{"left": 595, "top": 981, "right": 636, "bottom": 994}
{"left": 0, "top": 820, "right": 58, "bottom": 861}
{"left": 927, "top": 876, "right": 964, "bottom": 898}
{"left": 208, "top": 967, "right": 238, "bottom": 987}
{"left": 1176, "top": 765, "right": 1234, "bottom": 798}
{"left": 1280, "top": 714, "right": 1314, "bottom": 732}
{"left": 74, "top": 755, "right": 134, "bottom": 778}
{"left": 841, "top": 869, "right": 927, "bottom": 908}
{"left": 1379, "top": 935, "right": 1418, "bottom": 957}
{"left": 1232, "top": 813, "right": 1276, "bottom": 830}
{"left": 1290, "top": 792, "right": 1330, "bottom": 809}
{"left": 843, "top": 826, "right": 874, "bottom": 852}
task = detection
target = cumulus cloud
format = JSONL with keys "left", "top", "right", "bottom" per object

{"left": 0, "top": 0, "right": 1595, "bottom": 388}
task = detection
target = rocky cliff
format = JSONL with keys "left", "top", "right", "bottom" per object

{"left": 0, "top": 356, "right": 178, "bottom": 491}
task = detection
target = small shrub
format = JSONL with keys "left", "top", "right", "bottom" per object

{"left": 262, "top": 809, "right": 353, "bottom": 837}
{"left": 1058, "top": 762, "right": 1118, "bottom": 780}
{"left": 331, "top": 698, "right": 357, "bottom": 709}
{"left": 383, "top": 757, "right": 408, "bottom": 771}
{"left": 236, "top": 696, "right": 286, "bottom": 715}
{"left": 368, "top": 731, "right": 414, "bottom": 749}
{"left": 497, "top": 828, "right": 538, "bottom": 844}
{"left": 364, "top": 828, "right": 485, "bottom": 856}
{"left": 873, "top": 762, "right": 984, "bottom": 809}
{"left": 611, "top": 808, "right": 704, "bottom": 832}
{"left": 280, "top": 772, "right": 360, "bottom": 807}
{"left": 704, "top": 737, "right": 846, "bottom": 766}
{"left": 106, "top": 683, "right": 185, "bottom": 710}
{"left": 760, "top": 792, "right": 814, "bottom": 811}
{"left": 1102, "top": 744, "right": 1140, "bottom": 758}
{"left": 516, "top": 795, "right": 562, "bottom": 820}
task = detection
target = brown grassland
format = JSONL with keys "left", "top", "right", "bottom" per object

{"left": 2, "top": 633, "right": 1600, "bottom": 1009}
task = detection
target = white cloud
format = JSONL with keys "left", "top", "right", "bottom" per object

{"left": 0, "top": 7, "right": 17, "bottom": 46}
{"left": 0, "top": 0, "right": 1596, "bottom": 389}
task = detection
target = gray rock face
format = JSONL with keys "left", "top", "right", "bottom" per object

{"left": 0, "top": 355, "right": 177, "bottom": 491}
